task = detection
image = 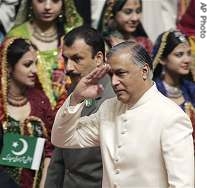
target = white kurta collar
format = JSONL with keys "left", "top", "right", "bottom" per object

{"left": 129, "top": 83, "right": 158, "bottom": 110}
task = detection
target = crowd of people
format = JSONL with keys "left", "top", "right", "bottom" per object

{"left": 0, "top": 0, "right": 195, "bottom": 188}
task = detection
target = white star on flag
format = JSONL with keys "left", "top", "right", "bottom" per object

{"left": 12, "top": 142, "right": 18, "bottom": 148}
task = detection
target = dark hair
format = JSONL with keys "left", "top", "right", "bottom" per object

{"left": 152, "top": 30, "right": 190, "bottom": 62}
{"left": 107, "top": 41, "right": 152, "bottom": 69}
{"left": 98, "top": 0, "right": 148, "bottom": 40}
{"left": 112, "top": 0, "right": 142, "bottom": 15}
{"left": 7, "top": 38, "right": 34, "bottom": 68}
{"left": 56, "top": 0, "right": 66, "bottom": 42}
{"left": 152, "top": 30, "right": 193, "bottom": 81}
{"left": 63, "top": 26, "right": 105, "bottom": 59}
{"left": 112, "top": 0, "right": 147, "bottom": 37}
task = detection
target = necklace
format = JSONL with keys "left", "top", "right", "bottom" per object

{"left": 163, "top": 81, "right": 182, "bottom": 98}
{"left": 32, "top": 26, "right": 58, "bottom": 43}
{"left": 7, "top": 98, "right": 28, "bottom": 107}
{"left": 7, "top": 92, "right": 28, "bottom": 107}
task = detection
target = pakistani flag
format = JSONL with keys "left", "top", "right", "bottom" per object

{"left": 0, "top": 133, "right": 45, "bottom": 170}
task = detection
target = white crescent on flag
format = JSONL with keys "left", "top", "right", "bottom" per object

{"left": 11, "top": 138, "right": 28, "bottom": 156}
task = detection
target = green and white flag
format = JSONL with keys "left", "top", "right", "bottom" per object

{"left": 0, "top": 133, "right": 45, "bottom": 170}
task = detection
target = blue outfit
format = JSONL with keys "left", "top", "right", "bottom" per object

{"left": 155, "top": 78, "right": 195, "bottom": 109}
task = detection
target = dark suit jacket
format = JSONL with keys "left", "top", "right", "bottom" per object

{"left": 45, "top": 76, "right": 115, "bottom": 188}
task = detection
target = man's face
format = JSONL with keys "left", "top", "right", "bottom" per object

{"left": 62, "top": 38, "right": 99, "bottom": 84}
{"left": 107, "top": 49, "right": 147, "bottom": 107}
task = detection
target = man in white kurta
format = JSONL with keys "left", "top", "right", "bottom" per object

{"left": 52, "top": 41, "right": 194, "bottom": 188}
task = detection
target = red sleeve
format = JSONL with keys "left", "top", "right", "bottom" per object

{"left": 27, "top": 88, "right": 55, "bottom": 157}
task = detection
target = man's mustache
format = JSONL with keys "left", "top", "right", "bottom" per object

{"left": 65, "top": 71, "right": 81, "bottom": 78}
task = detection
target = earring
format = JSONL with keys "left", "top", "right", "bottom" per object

{"left": 59, "top": 14, "right": 63, "bottom": 19}
{"left": 161, "top": 66, "right": 166, "bottom": 79}
{"left": 58, "top": 13, "right": 64, "bottom": 23}
{"left": 27, "top": 6, "right": 33, "bottom": 20}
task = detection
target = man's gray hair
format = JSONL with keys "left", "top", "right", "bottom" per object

{"left": 106, "top": 41, "right": 153, "bottom": 78}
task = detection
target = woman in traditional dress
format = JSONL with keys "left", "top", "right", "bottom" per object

{"left": 7, "top": 0, "right": 83, "bottom": 108}
{"left": 0, "top": 37, "right": 54, "bottom": 187}
{"left": 98, "top": 0, "right": 153, "bottom": 53}
{"left": 152, "top": 29, "right": 195, "bottom": 140}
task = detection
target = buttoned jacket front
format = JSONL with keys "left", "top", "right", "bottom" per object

{"left": 52, "top": 85, "right": 194, "bottom": 188}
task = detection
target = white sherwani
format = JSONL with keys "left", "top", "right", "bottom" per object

{"left": 52, "top": 85, "right": 194, "bottom": 188}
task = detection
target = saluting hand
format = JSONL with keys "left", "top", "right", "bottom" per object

{"left": 70, "top": 64, "right": 111, "bottom": 106}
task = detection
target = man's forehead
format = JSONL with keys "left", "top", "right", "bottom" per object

{"left": 108, "top": 50, "right": 131, "bottom": 62}
{"left": 64, "top": 38, "right": 89, "bottom": 50}
{"left": 63, "top": 40, "right": 90, "bottom": 56}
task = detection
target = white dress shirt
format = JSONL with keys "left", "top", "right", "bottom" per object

{"left": 52, "top": 85, "right": 194, "bottom": 188}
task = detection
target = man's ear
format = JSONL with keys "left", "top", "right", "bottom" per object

{"left": 141, "top": 64, "right": 150, "bottom": 80}
{"left": 142, "top": 64, "right": 150, "bottom": 74}
{"left": 95, "top": 51, "right": 104, "bottom": 66}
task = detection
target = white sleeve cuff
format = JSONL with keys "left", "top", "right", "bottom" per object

{"left": 65, "top": 94, "right": 84, "bottom": 113}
